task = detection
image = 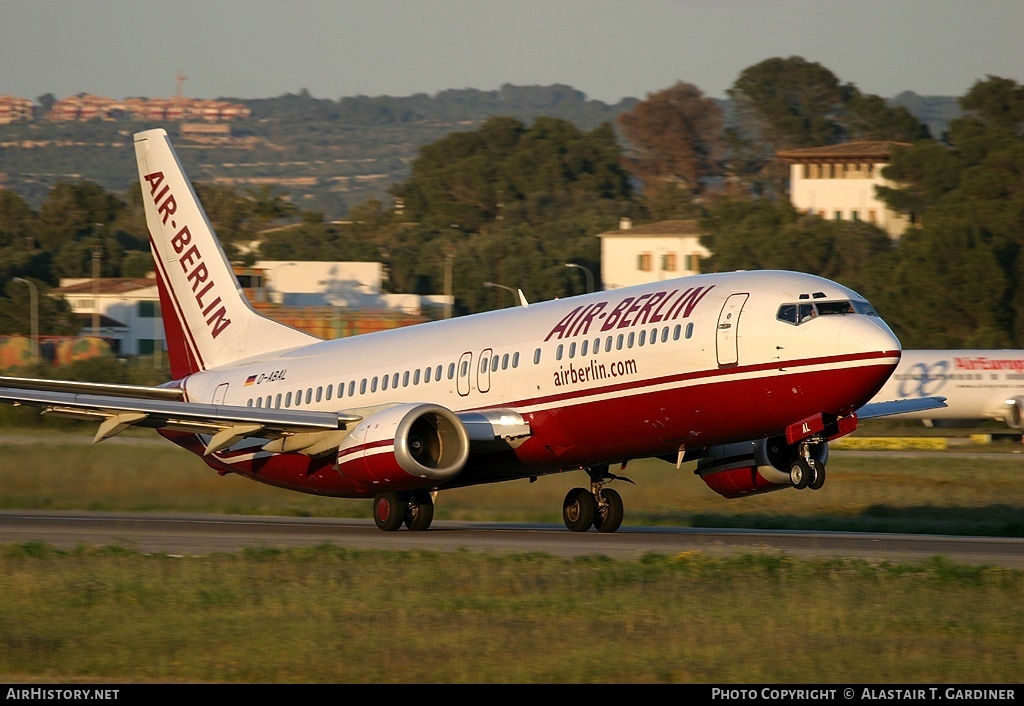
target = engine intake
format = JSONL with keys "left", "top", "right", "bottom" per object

{"left": 336, "top": 403, "right": 470, "bottom": 490}
{"left": 695, "top": 436, "right": 829, "bottom": 498}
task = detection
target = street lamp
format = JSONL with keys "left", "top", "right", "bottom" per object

{"left": 564, "top": 263, "right": 594, "bottom": 293}
{"left": 483, "top": 281, "right": 519, "bottom": 307}
{"left": 91, "top": 223, "right": 103, "bottom": 336}
{"left": 12, "top": 277, "right": 38, "bottom": 366}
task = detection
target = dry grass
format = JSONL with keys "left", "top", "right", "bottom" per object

{"left": 0, "top": 544, "right": 1020, "bottom": 683}
{"left": 0, "top": 429, "right": 1021, "bottom": 536}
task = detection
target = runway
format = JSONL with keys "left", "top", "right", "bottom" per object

{"left": 1, "top": 510, "right": 1021, "bottom": 568}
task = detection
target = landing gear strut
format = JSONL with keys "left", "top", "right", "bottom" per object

{"left": 562, "top": 465, "right": 632, "bottom": 533}
{"left": 789, "top": 440, "right": 826, "bottom": 491}
{"left": 373, "top": 490, "right": 435, "bottom": 531}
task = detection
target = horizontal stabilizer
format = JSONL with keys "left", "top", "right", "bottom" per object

{"left": 856, "top": 396, "right": 947, "bottom": 420}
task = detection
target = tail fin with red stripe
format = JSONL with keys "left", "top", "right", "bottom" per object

{"left": 134, "top": 128, "right": 317, "bottom": 378}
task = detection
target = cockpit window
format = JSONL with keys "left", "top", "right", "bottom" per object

{"left": 777, "top": 299, "right": 875, "bottom": 325}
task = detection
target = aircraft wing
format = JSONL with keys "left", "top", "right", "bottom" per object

{"left": 0, "top": 383, "right": 363, "bottom": 456}
{"left": 856, "top": 396, "right": 948, "bottom": 420}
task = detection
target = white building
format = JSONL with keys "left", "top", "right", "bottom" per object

{"left": 776, "top": 141, "right": 914, "bottom": 239}
{"left": 597, "top": 218, "right": 709, "bottom": 290}
{"left": 253, "top": 261, "right": 428, "bottom": 313}
{"left": 52, "top": 260, "right": 453, "bottom": 357}
{"left": 51, "top": 278, "right": 163, "bottom": 357}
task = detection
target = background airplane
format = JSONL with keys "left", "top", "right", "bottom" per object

{"left": 868, "top": 349, "right": 1024, "bottom": 428}
{"left": 0, "top": 129, "right": 943, "bottom": 532}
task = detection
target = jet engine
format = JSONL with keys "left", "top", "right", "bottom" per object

{"left": 335, "top": 403, "right": 470, "bottom": 490}
{"left": 694, "top": 436, "right": 829, "bottom": 498}
{"left": 1005, "top": 397, "right": 1024, "bottom": 429}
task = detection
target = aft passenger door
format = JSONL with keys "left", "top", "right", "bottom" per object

{"left": 477, "top": 347, "right": 493, "bottom": 394}
{"left": 457, "top": 351, "right": 473, "bottom": 397}
{"left": 716, "top": 293, "right": 748, "bottom": 367}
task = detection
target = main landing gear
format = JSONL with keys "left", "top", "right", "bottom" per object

{"left": 789, "top": 441, "right": 826, "bottom": 491}
{"left": 562, "top": 464, "right": 634, "bottom": 533}
{"left": 373, "top": 489, "right": 435, "bottom": 531}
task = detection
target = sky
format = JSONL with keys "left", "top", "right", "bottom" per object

{"left": 2, "top": 0, "right": 1021, "bottom": 105}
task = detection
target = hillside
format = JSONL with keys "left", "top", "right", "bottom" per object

{"left": 0, "top": 86, "right": 958, "bottom": 219}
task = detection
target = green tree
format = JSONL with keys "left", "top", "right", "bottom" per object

{"left": 616, "top": 82, "right": 726, "bottom": 204}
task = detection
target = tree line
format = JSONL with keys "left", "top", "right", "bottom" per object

{"left": 1, "top": 57, "right": 1021, "bottom": 356}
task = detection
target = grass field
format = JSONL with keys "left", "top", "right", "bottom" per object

{"left": 0, "top": 427, "right": 1021, "bottom": 683}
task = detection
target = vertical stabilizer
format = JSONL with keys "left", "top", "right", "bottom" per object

{"left": 134, "top": 129, "right": 318, "bottom": 378}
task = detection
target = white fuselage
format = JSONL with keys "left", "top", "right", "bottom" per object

{"left": 869, "top": 349, "right": 1024, "bottom": 426}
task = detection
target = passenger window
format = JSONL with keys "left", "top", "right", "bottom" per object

{"left": 255, "top": 397, "right": 263, "bottom": 408}
{"left": 685, "top": 322, "right": 694, "bottom": 339}
{"left": 502, "top": 353, "right": 509, "bottom": 370}
{"left": 605, "top": 337, "right": 613, "bottom": 353}
{"left": 616, "top": 334, "right": 624, "bottom": 350}
{"left": 276, "top": 393, "right": 282, "bottom": 407}
{"left": 348, "top": 381, "right": 356, "bottom": 397}
{"left": 448, "top": 363, "right": 456, "bottom": 380}
{"left": 568, "top": 342, "right": 576, "bottom": 358}
{"left": 638, "top": 330, "right": 646, "bottom": 346}
{"left": 316, "top": 386, "right": 322, "bottom": 403}
{"left": 359, "top": 379, "right": 367, "bottom": 395}
{"left": 673, "top": 324, "right": 682, "bottom": 340}
{"left": 492, "top": 355, "right": 499, "bottom": 371}
{"left": 425, "top": 366, "right": 432, "bottom": 383}
{"left": 382, "top": 375, "right": 389, "bottom": 391}
{"left": 534, "top": 348, "right": 541, "bottom": 365}
{"left": 661, "top": 327, "right": 669, "bottom": 343}
{"left": 410, "top": 370, "right": 417, "bottom": 386}
{"left": 370, "top": 377, "right": 378, "bottom": 393}
{"left": 305, "top": 388, "right": 312, "bottom": 404}
{"left": 627, "top": 332, "right": 635, "bottom": 348}
{"left": 512, "top": 352, "right": 520, "bottom": 368}
{"left": 556, "top": 344, "right": 564, "bottom": 361}
{"left": 285, "top": 391, "right": 292, "bottom": 407}
{"left": 460, "top": 360, "right": 469, "bottom": 377}
{"left": 326, "top": 385, "right": 333, "bottom": 401}
{"left": 392, "top": 373, "right": 399, "bottom": 389}
{"left": 581, "top": 340, "right": 589, "bottom": 356}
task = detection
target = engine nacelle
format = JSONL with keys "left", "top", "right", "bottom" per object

{"left": 695, "top": 436, "right": 829, "bottom": 498}
{"left": 1006, "top": 397, "right": 1024, "bottom": 429}
{"left": 336, "top": 403, "right": 470, "bottom": 490}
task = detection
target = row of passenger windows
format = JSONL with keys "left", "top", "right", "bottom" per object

{"left": 554, "top": 323, "right": 692, "bottom": 361}
{"left": 245, "top": 353, "right": 524, "bottom": 409}
{"left": 245, "top": 323, "right": 694, "bottom": 408}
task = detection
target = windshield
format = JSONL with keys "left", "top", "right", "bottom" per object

{"left": 776, "top": 299, "right": 877, "bottom": 325}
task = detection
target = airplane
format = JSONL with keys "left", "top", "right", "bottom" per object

{"left": 867, "top": 349, "right": 1024, "bottom": 428}
{"left": 0, "top": 128, "right": 945, "bottom": 532}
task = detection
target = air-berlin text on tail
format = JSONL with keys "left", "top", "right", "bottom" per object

{"left": 144, "top": 171, "right": 232, "bottom": 339}
{"left": 544, "top": 285, "right": 714, "bottom": 341}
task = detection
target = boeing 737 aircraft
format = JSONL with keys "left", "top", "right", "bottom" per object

{"left": 869, "top": 349, "right": 1024, "bottom": 428}
{"left": 0, "top": 129, "right": 945, "bottom": 532}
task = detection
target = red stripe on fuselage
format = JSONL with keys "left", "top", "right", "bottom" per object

{"left": 157, "top": 354, "right": 896, "bottom": 499}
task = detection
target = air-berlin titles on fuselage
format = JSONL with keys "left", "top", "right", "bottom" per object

{"left": 544, "top": 285, "right": 714, "bottom": 341}
{"left": 143, "top": 171, "right": 232, "bottom": 339}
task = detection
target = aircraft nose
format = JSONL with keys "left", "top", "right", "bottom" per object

{"left": 837, "top": 315, "right": 901, "bottom": 358}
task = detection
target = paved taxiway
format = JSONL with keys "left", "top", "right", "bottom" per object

{"left": 0, "top": 510, "right": 1020, "bottom": 568}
